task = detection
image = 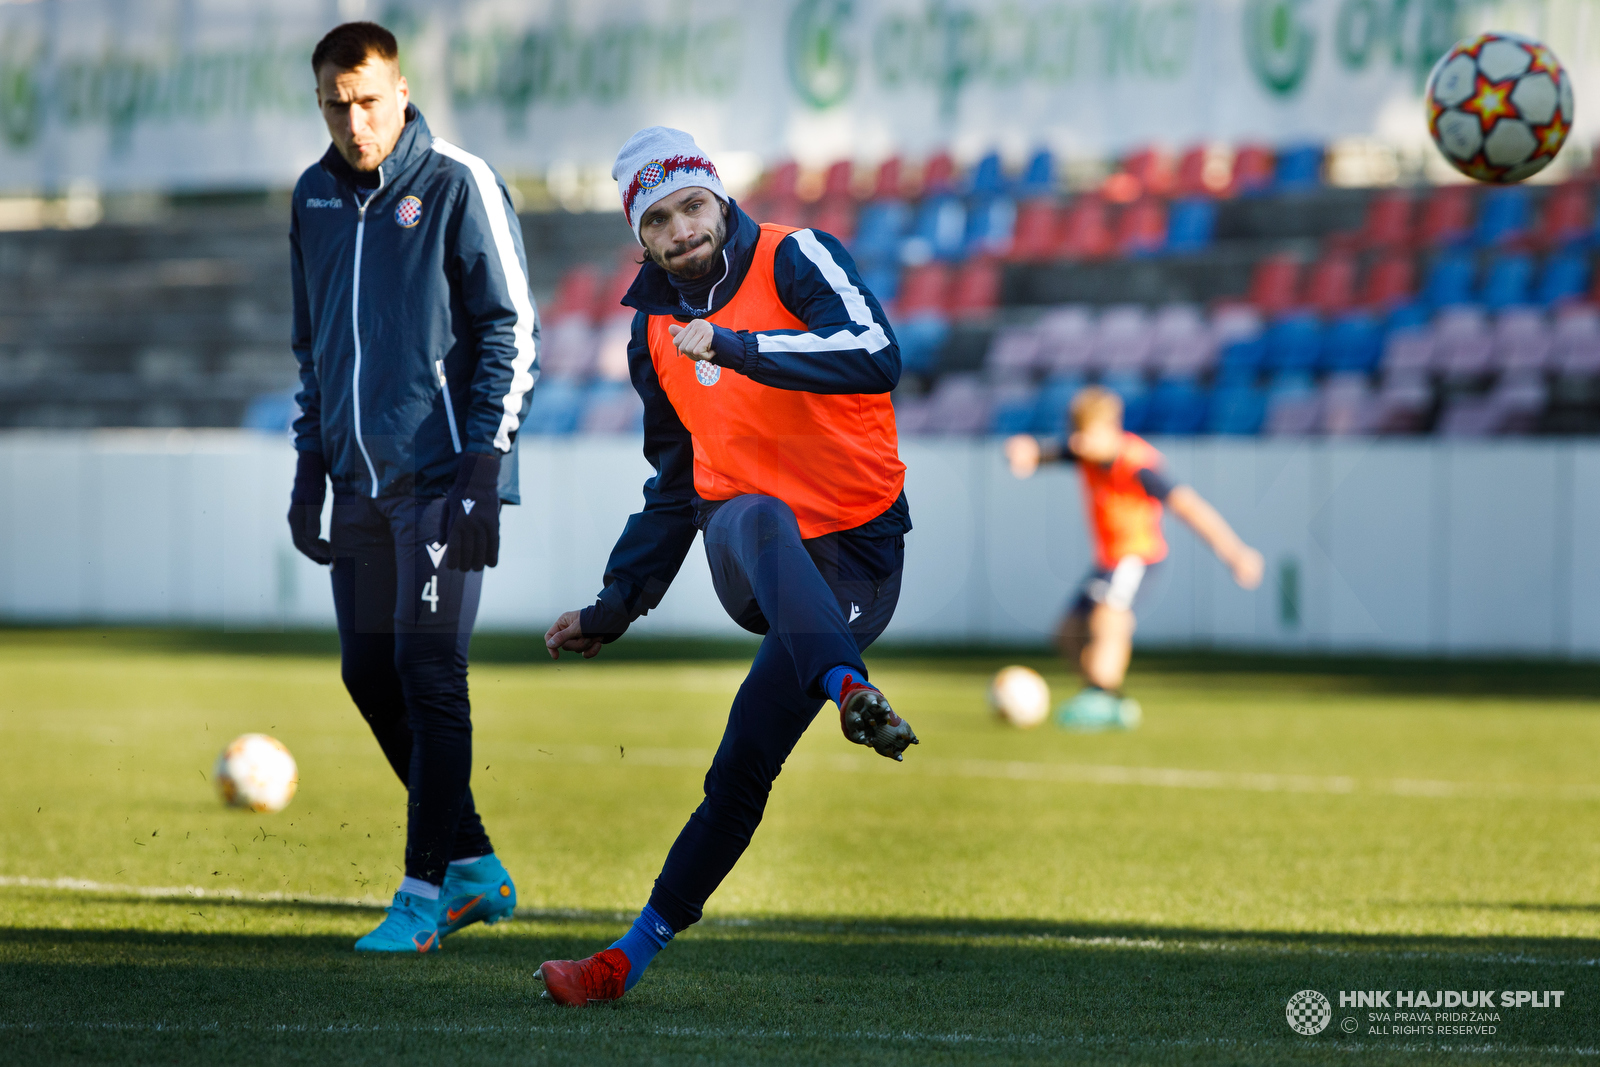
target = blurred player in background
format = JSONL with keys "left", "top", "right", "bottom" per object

{"left": 287, "top": 22, "right": 537, "bottom": 952}
{"left": 1006, "top": 386, "right": 1262, "bottom": 728}
{"left": 537, "top": 126, "right": 915, "bottom": 1006}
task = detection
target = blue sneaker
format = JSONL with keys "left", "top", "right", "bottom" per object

{"left": 1056, "top": 688, "right": 1141, "bottom": 731}
{"left": 355, "top": 891, "right": 444, "bottom": 953}
{"left": 437, "top": 853, "right": 517, "bottom": 938}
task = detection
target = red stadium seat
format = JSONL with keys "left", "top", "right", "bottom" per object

{"left": 1230, "top": 145, "right": 1274, "bottom": 196}
{"left": 766, "top": 160, "right": 800, "bottom": 200}
{"left": 948, "top": 258, "right": 1001, "bottom": 320}
{"left": 1356, "top": 190, "right": 1414, "bottom": 249}
{"left": 600, "top": 250, "right": 640, "bottom": 314}
{"left": 1538, "top": 183, "right": 1592, "bottom": 247}
{"left": 1114, "top": 197, "right": 1168, "bottom": 257}
{"left": 896, "top": 262, "right": 952, "bottom": 316}
{"left": 1173, "top": 145, "right": 1215, "bottom": 197}
{"left": 1248, "top": 254, "right": 1301, "bottom": 315}
{"left": 1006, "top": 198, "right": 1061, "bottom": 262}
{"left": 1361, "top": 254, "right": 1415, "bottom": 308}
{"left": 549, "top": 265, "right": 602, "bottom": 322}
{"left": 1304, "top": 252, "right": 1357, "bottom": 315}
{"left": 920, "top": 151, "right": 957, "bottom": 194}
{"left": 822, "top": 160, "right": 854, "bottom": 201}
{"left": 1056, "top": 195, "right": 1114, "bottom": 260}
{"left": 809, "top": 198, "right": 857, "bottom": 242}
{"left": 871, "top": 157, "right": 904, "bottom": 200}
{"left": 1416, "top": 185, "right": 1473, "bottom": 247}
{"left": 1121, "top": 147, "right": 1175, "bottom": 198}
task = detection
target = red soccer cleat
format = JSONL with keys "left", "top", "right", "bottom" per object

{"left": 536, "top": 947, "right": 630, "bottom": 1007}
{"left": 838, "top": 674, "right": 919, "bottom": 761}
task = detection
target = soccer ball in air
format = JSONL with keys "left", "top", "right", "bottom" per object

{"left": 1426, "top": 32, "right": 1573, "bottom": 183}
{"left": 214, "top": 733, "right": 298, "bottom": 813}
{"left": 989, "top": 665, "right": 1051, "bottom": 728}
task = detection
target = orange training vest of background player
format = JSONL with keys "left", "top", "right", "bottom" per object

{"left": 1080, "top": 433, "right": 1169, "bottom": 569}
{"left": 644, "top": 224, "right": 905, "bottom": 538}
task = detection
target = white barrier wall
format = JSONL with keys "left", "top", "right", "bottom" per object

{"left": 0, "top": 430, "right": 1592, "bottom": 656}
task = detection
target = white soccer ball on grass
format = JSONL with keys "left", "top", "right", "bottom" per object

{"left": 989, "top": 665, "right": 1052, "bottom": 729}
{"left": 214, "top": 733, "right": 298, "bottom": 813}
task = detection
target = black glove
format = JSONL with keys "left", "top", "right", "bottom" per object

{"left": 443, "top": 451, "right": 501, "bottom": 572}
{"left": 287, "top": 451, "right": 332, "bottom": 565}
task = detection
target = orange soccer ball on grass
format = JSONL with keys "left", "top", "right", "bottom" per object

{"left": 1426, "top": 31, "right": 1574, "bottom": 183}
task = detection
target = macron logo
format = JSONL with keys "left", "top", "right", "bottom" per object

{"left": 426, "top": 542, "right": 447, "bottom": 569}
{"left": 304, "top": 197, "right": 343, "bottom": 208}
{"left": 848, "top": 603, "right": 862, "bottom": 624}
{"left": 462, "top": 499, "right": 476, "bottom": 514}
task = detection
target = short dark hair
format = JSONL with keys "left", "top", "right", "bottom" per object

{"left": 311, "top": 22, "right": 398, "bottom": 76}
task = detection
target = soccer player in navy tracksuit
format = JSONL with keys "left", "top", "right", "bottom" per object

{"left": 536, "top": 127, "right": 917, "bottom": 1005}
{"left": 287, "top": 23, "right": 538, "bottom": 952}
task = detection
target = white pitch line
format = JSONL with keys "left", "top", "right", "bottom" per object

{"left": 540, "top": 744, "right": 1600, "bottom": 800}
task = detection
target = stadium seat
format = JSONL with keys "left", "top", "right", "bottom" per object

{"left": 1321, "top": 313, "right": 1383, "bottom": 374}
{"left": 896, "top": 317, "right": 950, "bottom": 377}
{"left": 1036, "top": 305, "right": 1096, "bottom": 375}
{"left": 1264, "top": 371, "right": 1321, "bottom": 436}
{"left": 897, "top": 261, "right": 950, "bottom": 315}
{"left": 809, "top": 197, "right": 857, "bottom": 242}
{"left": 1361, "top": 254, "right": 1416, "bottom": 308}
{"left": 1379, "top": 323, "right": 1433, "bottom": 375}
{"left": 964, "top": 195, "right": 1017, "bottom": 257}
{"left": 1474, "top": 186, "right": 1532, "bottom": 248}
{"left": 1151, "top": 303, "right": 1212, "bottom": 376}
{"left": 822, "top": 159, "right": 854, "bottom": 201}
{"left": 1057, "top": 195, "right": 1115, "bottom": 259}
{"left": 549, "top": 265, "right": 602, "bottom": 321}
{"left": 1217, "top": 335, "right": 1267, "bottom": 377}
{"left": 1421, "top": 252, "right": 1477, "bottom": 307}
{"left": 1263, "top": 313, "right": 1323, "bottom": 373}
{"left": 1114, "top": 197, "right": 1167, "bottom": 257}
{"left": 1320, "top": 373, "right": 1376, "bottom": 435}
{"left": 906, "top": 194, "right": 967, "bottom": 262}
{"left": 1537, "top": 182, "right": 1592, "bottom": 248}
{"left": 1173, "top": 145, "right": 1219, "bottom": 198}
{"left": 969, "top": 151, "right": 1007, "bottom": 196}
{"left": 1210, "top": 303, "right": 1263, "bottom": 347}
{"left": 1356, "top": 190, "right": 1414, "bottom": 249}
{"left": 592, "top": 312, "right": 634, "bottom": 382}
{"left": 241, "top": 389, "right": 296, "bottom": 433}
{"left": 1305, "top": 252, "right": 1357, "bottom": 315}
{"left": 920, "top": 151, "right": 958, "bottom": 195}
{"left": 578, "top": 381, "right": 644, "bottom": 434}
{"left": 1536, "top": 251, "right": 1590, "bottom": 304}
{"left": 1437, "top": 371, "right": 1547, "bottom": 436}
{"left": 523, "top": 378, "right": 588, "bottom": 435}
{"left": 852, "top": 199, "right": 911, "bottom": 265}
{"left": 1031, "top": 373, "right": 1086, "bottom": 435}
{"left": 1205, "top": 380, "right": 1267, "bottom": 434}
{"left": 1553, "top": 303, "right": 1600, "bottom": 379}
{"left": 1017, "top": 149, "right": 1055, "bottom": 197}
{"left": 1120, "top": 147, "right": 1175, "bottom": 197}
{"left": 862, "top": 263, "right": 901, "bottom": 305}
{"left": 920, "top": 373, "right": 990, "bottom": 434}
{"left": 894, "top": 264, "right": 952, "bottom": 374}
{"left": 1433, "top": 305, "right": 1494, "bottom": 383}
{"left": 1273, "top": 144, "right": 1325, "bottom": 191}
{"left": 1007, "top": 198, "right": 1061, "bottom": 262}
{"left": 1102, "top": 371, "right": 1152, "bottom": 432}
{"left": 1417, "top": 185, "right": 1473, "bottom": 248}
{"left": 1491, "top": 306, "right": 1552, "bottom": 375}
{"left": 1093, "top": 305, "right": 1155, "bottom": 375}
{"left": 1480, "top": 254, "right": 1533, "bottom": 309}
{"left": 1146, "top": 375, "right": 1209, "bottom": 434}
{"left": 1369, "top": 369, "right": 1434, "bottom": 434}
{"left": 990, "top": 381, "right": 1039, "bottom": 434}
{"left": 985, "top": 324, "right": 1043, "bottom": 382}
{"left": 890, "top": 389, "right": 933, "bottom": 434}
{"left": 1248, "top": 254, "right": 1301, "bottom": 315}
{"left": 948, "top": 258, "right": 1002, "bottom": 320}
{"left": 1164, "top": 198, "right": 1217, "bottom": 254}
{"left": 538, "top": 317, "right": 599, "bottom": 381}
{"left": 1230, "top": 145, "right": 1275, "bottom": 196}
{"left": 871, "top": 157, "right": 905, "bottom": 200}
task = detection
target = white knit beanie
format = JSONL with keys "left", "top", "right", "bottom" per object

{"left": 612, "top": 126, "right": 727, "bottom": 243}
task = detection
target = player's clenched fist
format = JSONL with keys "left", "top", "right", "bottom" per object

{"left": 667, "top": 319, "right": 715, "bottom": 361}
{"left": 1004, "top": 434, "right": 1042, "bottom": 479}
{"left": 545, "top": 610, "right": 604, "bottom": 660}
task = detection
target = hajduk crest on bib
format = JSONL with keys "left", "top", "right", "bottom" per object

{"left": 695, "top": 359, "right": 721, "bottom": 386}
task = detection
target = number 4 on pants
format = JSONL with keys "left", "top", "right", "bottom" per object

{"left": 420, "top": 575, "right": 440, "bottom": 613}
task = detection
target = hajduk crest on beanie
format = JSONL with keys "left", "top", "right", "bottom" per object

{"left": 612, "top": 126, "right": 727, "bottom": 243}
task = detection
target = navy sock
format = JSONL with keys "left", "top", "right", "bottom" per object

{"left": 823, "top": 664, "right": 863, "bottom": 707}
{"left": 609, "top": 904, "right": 674, "bottom": 990}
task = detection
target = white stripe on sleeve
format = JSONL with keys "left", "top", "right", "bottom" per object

{"left": 755, "top": 229, "right": 892, "bottom": 355}
{"left": 431, "top": 138, "right": 538, "bottom": 453}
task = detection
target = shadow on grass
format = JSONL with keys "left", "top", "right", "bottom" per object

{"left": 7, "top": 625, "right": 1600, "bottom": 698}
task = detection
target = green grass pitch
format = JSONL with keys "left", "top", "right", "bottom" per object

{"left": 0, "top": 628, "right": 1595, "bottom": 1065}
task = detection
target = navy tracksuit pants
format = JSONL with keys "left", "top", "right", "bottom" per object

{"left": 646, "top": 494, "right": 904, "bottom": 932}
{"left": 330, "top": 494, "right": 494, "bottom": 886}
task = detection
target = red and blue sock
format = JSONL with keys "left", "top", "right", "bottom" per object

{"left": 609, "top": 904, "right": 675, "bottom": 990}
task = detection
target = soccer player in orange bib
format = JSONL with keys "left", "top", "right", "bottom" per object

{"left": 1006, "top": 386, "right": 1263, "bottom": 728}
{"left": 535, "top": 127, "right": 915, "bottom": 1005}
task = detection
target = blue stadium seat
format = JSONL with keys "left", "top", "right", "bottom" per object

{"left": 1030, "top": 374, "right": 1084, "bottom": 435}
{"left": 862, "top": 264, "right": 900, "bottom": 305}
{"left": 1102, "top": 372, "right": 1151, "bottom": 433}
{"left": 1386, "top": 302, "right": 1431, "bottom": 331}
{"left": 964, "top": 195, "right": 1017, "bottom": 256}
{"left": 1480, "top": 254, "right": 1533, "bottom": 309}
{"left": 990, "top": 387, "right": 1039, "bottom": 434}
{"left": 896, "top": 316, "right": 950, "bottom": 376}
{"left": 852, "top": 200, "right": 911, "bottom": 265}
{"left": 1264, "top": 313, "right": 1323, "bottom": 372}
{"left": 1422, "top": 252, "right": 1477, "bottom": 307}
{"left": 1146, "top": 376, "right": 1209, "bottom": 435}
{"left": 1273, "top": 144, "right": 1324, "bottom": 191}
{"left": 1474, "top": 186, "right": 1531, "bottom": 247}
{"left": 1217, "top": 336, "right": 1266, "bottom": 377}
{"left": 1164, "top": 198, "right": 1216, "bottom": 254}
{"left": 1266, "top": 369, "right": 1316, "bottom": 399}
{"left": 908, "top": 194, "right": 968, "bottom": 262}
{"left": 1205, "top": 382, "right": 1266, "bottom": 435}
{"left": 969, "top": 151, "right": 1007, "bottom": 196}
{"left": 524, "top": 379, "right": 587, "bottom": 435}
{"left": 1017, "top": 149, "right": 1055, "bottom": 197}
{"left": 1536, "top": 251, "right": 1590, "bottom": 304}
{"left": 241, "top": 389, "right": 296, "bottom": 433}
{"left": 1322, "top": 313, "right": 1383, "bottom": 374}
